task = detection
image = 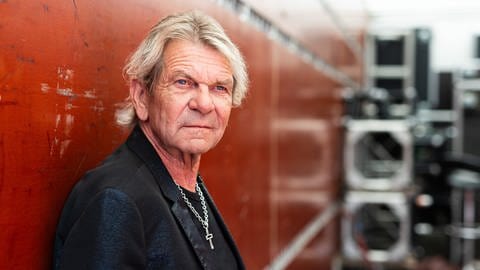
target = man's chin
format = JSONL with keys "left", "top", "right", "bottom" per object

{"left": 181, "top": 143, "right": 214, "bottom": 155}
{"left": 176, "top": 135, "right": 222, "bottom": 155}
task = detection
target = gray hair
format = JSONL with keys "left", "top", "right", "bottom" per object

{"left": 116, "top": 10, "right": 249, "bottom": 127}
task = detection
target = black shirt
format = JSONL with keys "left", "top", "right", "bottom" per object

{"left": 180, "top": 186, "right": 239, "bottom": 270}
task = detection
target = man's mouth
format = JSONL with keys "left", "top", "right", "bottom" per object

{"left": 184, "top": 124, "right": 212, "bottom": 129}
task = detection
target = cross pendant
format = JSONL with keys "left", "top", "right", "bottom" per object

{"left": 205, "top": 228, "right": 214, "bottom": 250}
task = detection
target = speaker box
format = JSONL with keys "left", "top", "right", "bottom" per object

{"left": 344, "top": 120, "right": 413, "bottom": 190}
{"left": 342, "top": 191, "right": 410, "bottom": 262}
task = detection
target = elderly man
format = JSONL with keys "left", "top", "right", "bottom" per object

{"left": 53, "top": 11, "right": 248, "bottom": 270}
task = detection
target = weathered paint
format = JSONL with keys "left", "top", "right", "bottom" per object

{"left": 0, "top": 0, "right": 365, "bottom": 269}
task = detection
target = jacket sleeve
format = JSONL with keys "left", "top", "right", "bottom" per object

{"left": 56, "top": 188, "right": 146, "bottom": 270}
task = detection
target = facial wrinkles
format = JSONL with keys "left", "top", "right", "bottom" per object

{"left": 157, "top": 42, "right": 233, "bottom": 135}
{"left": 163, "top": 43, "right": 233, "bottom": 90}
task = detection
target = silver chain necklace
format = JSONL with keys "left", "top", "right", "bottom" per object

{"left": 176, "top": 182, "right": 215, "bottom": 250}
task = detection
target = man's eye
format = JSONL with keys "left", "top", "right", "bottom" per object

{"left": 176, "top": 79, "right": 189, "bottom": 86}
{"left": 215, "top": 85, "right": 228, "bottom": 92}
{"left": 174, "top": 79, "right": 197, "bottom": 88}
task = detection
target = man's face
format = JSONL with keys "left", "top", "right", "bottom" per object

{"left": 142, "top": 39, "right": 234, "bottom": 157}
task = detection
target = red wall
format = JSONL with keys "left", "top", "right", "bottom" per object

{"left": 0, "top": 1, "right": 364, "bottom": 269}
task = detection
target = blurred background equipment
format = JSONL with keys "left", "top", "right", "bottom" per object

{"left": 442, "top": 154, "right": 480, "bottom": 267}
{"left": 339, "top": 1, "right": 480, "bottom": 266}
{"left": 341, "top": 117, "right": 413, "bottom": 269}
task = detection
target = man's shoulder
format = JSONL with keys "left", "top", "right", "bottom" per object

{"left": 70, "top": 144, "right": 159, "bottom": 205}
{"left": 57, "top": 143, "right": 165, "bottom": 228}
{"left": 86, "top": 144, "right": 142, "bottom": 182}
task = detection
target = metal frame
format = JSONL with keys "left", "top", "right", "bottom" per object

{"left": 453, "top": 75, "right": 480, "bottom": 155}
{"left": 364, "top": 29, "right": 415, "bottom": 97}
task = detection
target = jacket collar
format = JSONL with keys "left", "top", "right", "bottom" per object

{"left": 125, "top": 125, "right": 179, "bottom": 202}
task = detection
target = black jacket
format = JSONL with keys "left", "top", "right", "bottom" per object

{"left": 53, "top": 126, "right": 244, "bottom": 269}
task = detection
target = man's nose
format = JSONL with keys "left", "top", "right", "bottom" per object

{"left": 188, "top": 84, "right": 214, "bottom": 113}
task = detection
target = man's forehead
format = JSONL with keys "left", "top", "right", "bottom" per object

{"left": 164, "top": 40, "right": 230, "bottom": 66}
{"left": 165, "top": 62, "right": 233, "bottom": 81}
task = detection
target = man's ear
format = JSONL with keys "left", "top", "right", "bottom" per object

{"left": 130, "top": 79, "right": 149, "bottom": 121}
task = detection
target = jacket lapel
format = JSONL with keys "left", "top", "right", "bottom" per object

{"left": 171, "top": 201, "right": 211, "bottom": 269}
{"left": 153, "top": 171, "right": 212, "bottom": 270}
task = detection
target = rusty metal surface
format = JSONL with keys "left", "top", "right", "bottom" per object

{"left": 0, "top": 0, "right": 364, "bottom": 269}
